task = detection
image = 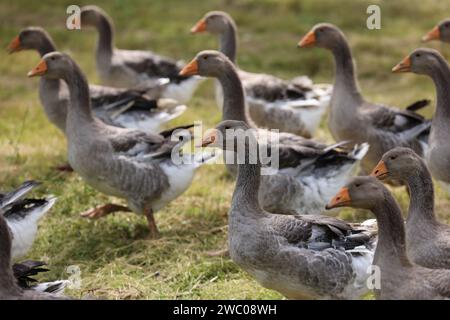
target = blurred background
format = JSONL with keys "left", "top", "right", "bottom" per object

{"left": 0, "top": 0, "right": 449, "bottom": 299}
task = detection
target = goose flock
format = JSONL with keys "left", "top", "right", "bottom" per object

{"left": 1, "top": 5, "right": 450, "bottom": 300}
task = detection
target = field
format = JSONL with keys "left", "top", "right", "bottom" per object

{"left": 0, "top": 0, "right": 449, "bottom": 299}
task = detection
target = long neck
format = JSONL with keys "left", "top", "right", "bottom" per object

{"left": 429, "top": 60, "right": 450, "bottom": 127}
{"left": 330, "top": 36, "right": 364, "bottom": 105}
{"left": 0, "top": 218, "right": 22, "bottom": 297}
{"left": 219, "top": 22, "right": 237, "bottom": 63}
{"left": 95, "top": 15, "right": 114, "bottom": 58}
{"left": 37, "top": 35, "right": 57, "bottom": 56}
{"left": 406, "top": 162, "right": 437, "bottom": 225}
{"left": 64, "top": 63, "right": 95, "bottom": 122}
{"left": 372, "top": 191, "right": 412, "bottom": 268}
{"left": 231, "top": 143, "right": 262, "bottom": 214}
{"left": 218, "top": 65, "right": 249, "bottom": 123}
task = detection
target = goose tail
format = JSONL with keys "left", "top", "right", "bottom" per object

{"left": 0, "top": 181, "right": 41, "bottom": 209}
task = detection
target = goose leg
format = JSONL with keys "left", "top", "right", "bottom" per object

{"left": 54, "top": 163, "right": 74, "bottom": 172}
{"left": 80, "top": 204, "right": 131, "bottom": 219}
{"left": 145, "top": 208, "right": 160, "bottom": 239}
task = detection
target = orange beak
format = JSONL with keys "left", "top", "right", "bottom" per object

{"left": 422, "top": 26, "right": 440, "bottom": 42}
{"left": 27, "top": 59, "right": 48, "bottom": 77}
{"left": 298, "top": 30, "right": 316, "bottom": 48}
{"left": 326, "top": 187, "right": 351, "bottom": 209}
{"left": 392, "top": 56, "right": 411, "bottom": 73}
{"left": 370, "top": 160, "right": 389, "bottom": 180}
{"left": 179, "top": 59, "right": 199, "bottom": 76}
{"left": 7, "top": 35, "right": 22, "bottom": 54}
{"left": 199, "top": 129, "right": 218, "bottom": 147}
{"left": 191, "top": 19, "right": 207, "bottom": 33}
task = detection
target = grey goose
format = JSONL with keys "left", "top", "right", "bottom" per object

{"left": 180, "top": 50, "right": 368, "bottom": 215}
{"left": 191, "top": 11, "right": 331, "bottom": 138}
{"left": 80, "top": 5, "right": 203, "bottom": 104}
{"left": 201, "top": 120, "right": 377, "bottom": 300}
{"left": 328, "top": 176, "right": 450, "bottom": 299}
{"left": 298, "top": 23, "right": 431, "bottom": 176}
{"left": 27, "top": 52, "right": 216, "bottom": 238}
{"left": 392, "top": 48, "right": 450, "bottom": 194}
{"left": 371, "top": 147, "right": 450, "bottom": 269}
{"left": 8, "top": 27, "right": 186, "bottom": 133}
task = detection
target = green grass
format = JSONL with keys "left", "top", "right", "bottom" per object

{"left": 0, "top": 0, "right": 449, "bottom": 299}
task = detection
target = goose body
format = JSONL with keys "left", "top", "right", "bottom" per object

{"left": 372, "top": 147, "right": 450, "bottom": 269}
{"left": 192, "top": 11, "right": 331, "bottom": 138}
{"left": 202, "top": 121, "right": 377, "bottom": 299}
{"left": 8, "top": 27, "right": 186, "bottom": 133}
{"left": 329, "top": 177, "right": 450, "bottom": 300}
{"left": 80, "top": 5, "right": 203, "bottom": 104}
{"left": 29, "top": 52, "right": 215, "bottom": 237}
{"left": 299, "top": 24, "right": 431, "bottom": 175}
{"left": 181, "top": 51, "right": 367, "bottom": 215}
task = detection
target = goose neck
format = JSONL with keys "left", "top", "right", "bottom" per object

{"left": 95, "top": 14, "right": 114, "bottom": 58}
{"left": 331, "top": 38, "right": 363, "bottom": 105}
{"left": 219, "top": 23, "right": 237, "bottom": 64}
{"left": 218, "top": 66, "right": 248, "bottom": 124}
{"left": 406, "top": 162, "right": 437, "bottom": 225}
{"left": 372, "top": 191, "right": 412, "bottom": 268}
{"left": 231, "top": 142, "right": 262, "bottom": 215}
{"left": 430, "top": 61, "right": 450, "bottom": 125}
{"left": 63, "top": 64, "right": 94, "bottom": 122}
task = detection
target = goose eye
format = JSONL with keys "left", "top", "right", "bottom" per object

{"left": 415, "top": 53, "right": 421, "bottom": 58}
{"left": 355, "top": 183, "right": 361, "bottom": 188}
{"left": 203, "top": 56, "right": 208, "bottom": 60}
{"left": 390, "top": 155, "right": 397, "bottom": 160}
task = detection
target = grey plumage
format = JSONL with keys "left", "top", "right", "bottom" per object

{"left": 300, "top": 23, "right": 431, "bottom": 175}
{"left": 209, "top": 120, "right": 376, "bottom": 300}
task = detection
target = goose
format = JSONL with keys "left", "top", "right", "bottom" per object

{"left": 80, "top": 5, "right": 203, "bottom": 104}
{"left": 181, "top": 50, "right": 367, "bottom": 215}
{"left": 328, "top": 176, "right": 450, "bottom": 299}
{"left": 190, "top": 11, "right": 331, "bottom": 138}
{"left": 8, "top": 27, "right": 186, "bottom": 133}
{"left": 422, "top": 19, "right": 450, "bottom": 43}
{"left": 200, "top": 120, "right": 377, "bottom": 299}
{"left": 392, "top": 48, "right": 450, "bottom": 193}
{"left": 0, "top": 214, "right": 70, "bottom": 300}
{"left": 1, "top": 181, "right": 56, "bottom": 260}
{"left": 371, "top": 147, "right": 450, "bottom": 269}
{"left": 298, "top": 23, "right": 431, "bottom": 176}
{"left": 27, "top": 52, "right": 216, "bottom": 238}
{"left": 0, "top": 182, "right": 68, "bottom": 295}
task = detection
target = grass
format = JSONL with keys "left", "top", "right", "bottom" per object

{"left": 0, "top": 0, "right": 449, "bottom": 299}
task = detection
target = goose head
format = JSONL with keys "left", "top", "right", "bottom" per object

{"left": 326, "top": 176, "right": 385, "bottom": 210}
{"left": 371, "top": 147, "right": 422, "bottom": 182}
{"left": 179, "top": 50, "right": 232, "bottom": 78}
{"left": 200, "top": 120, "right": 256, "bottom": 153}
{"left": 191, "top": 11, "right": 233, "bottom": 34}
{"left": 7, "top": 27, "right": 52, "bottom": 54}
{"left": 422, "top": 19, "right": 450, "bottom": 43}
{"left": 27, "top": 51, "right": 74, "bottom": 80}
{"left": 298, "top": 23, "right": 345, "bottom": 50}
{"left": 392, "top": 48, "right": 446, "bottom": 75}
